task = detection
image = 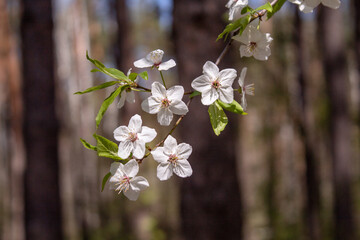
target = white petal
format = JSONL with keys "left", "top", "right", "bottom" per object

{"left": 253, "top": 46, "right": 271, "bottom": 61}
{"left": 241, "top": 93, "right": 247, "bottom": 111}
{"left": 239, "top": 45, "right": 254, "bottom": 58}
{"left": 123, "top": 188, "right": 140, "bottom": 201}
{"left": 238, "top": 67, "right": 247, "bottom": 87}
{"left": 233, "top": 31, "right": 250, "bottom": 44}
{"left": 322, "top": 0, "right": 340, "bottom": 9}
{"left": 132, "top": 140, "right": 145, "bottom": 159}
{"left": 203, "top": 61, "right": 219, "bottom": 80}
{"left": 110, "top": 162, "right": 121, "bottom": 175}
{"left": 218, "top": 86, "right": 234, "bottom": 104}
{"left": 157, "top": 108, "right": 173, "bottom": 126}
{"left": 169, "top": 100, "right": 188, "bottom": 115}
{"left": 163, "top": 135, "right": 177, "bottom": 154}
{"left": 201, "top": 88, "right": 219, "bottom": 105}
{"left": 126, "top": 90, "right": 135, "bottom": 104}
{"left": 167, "top": 85, "right": 184, "bottom": 101}
{"left": 128, "top": 114, "right": 142, "bottom": 133}
{"left": 130, "top": 176, "right": 149, "bottom": 191}
{"left": 146, "top": 49, "right": 164, "bottom": 64}
{"left": 173, "top": 159, "right": 193, "bottom": 178}
{"left": 134, "top": 58, "right": 153, "bottom": 68}
{"left": 191, "top": 75, "right": 212, "bottom": 93}
{"left": 117, "top": 92, "right": 126, "bottom": 109}
{"left": 157, "top": 162, "right": 173, "bottom": 181}
{"left": 158, "top": 59, "right": 176, "bottom": 71}
{"left": 141, "top": 97, "right": 161, "bottom": 114}
{"left": 151, "top": 81, "right": 167, "bottom": 99}
{"left": 114, "top": 126, "right": 130, "bottom": 142}
{"left": 109, "top": 174, "right": 121, "bottom": 190}
{"left": 218, "top": 68, "right": 237, "bottom": 87}
{"left": 138, "top": 126, "right": 157, "bottom": 142}
{"left": 123, "top": 159, "right": 139, "bottom": 178}
{"left": 151, "top": 147, "right": 168, "bottom": 163}
{"left": 118, "top": 140, "right": 133, "bottom": 159}
{"left": 176, "top": 143, "right": 192, "bottom": 160}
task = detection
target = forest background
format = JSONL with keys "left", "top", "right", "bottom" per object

{"left": 0, "top": 0, "right": 359, "bottom": 240}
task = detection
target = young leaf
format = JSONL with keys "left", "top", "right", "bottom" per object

{"left": 74, "top": 81, "right": 119, "bottom": 95}
{"left": 217, "top": 14, "right": 251, "bottom": 41}
{"left": 128, "top": 72, "right": 138, "bottom": 81}
{"left": 254, "top": 2, "right": 273, "bottom": 13}
{"left": 267, "top": 0, "right": 287, "bottom": 19}
{"left": 241, "top": 6, "right": 253, "bottom": 15}
{"left": 95, "top": 85, "right": 124, "bottom": 128}
{"left": 208, "top": 101, "right": 228, "bottom": 136}
{"left": 217, "top": 100, "right": 247, "bottom": 115}
{"left": 93, "top": 134, "right": 124, "bottom": 161}
{"left": 138, "top": 71, "right": 149, "bottom": 80}
{"left": 86, "top": 51, "right": 127, "bottom": 81}
{"left": 80, "top": 138, "right": 97, "bottom": 151}
{"left": 189, "top": 91, "right": 201, "bottom": 98}
{"left": 101, "top": 172, "right": 111, "bottom": 192}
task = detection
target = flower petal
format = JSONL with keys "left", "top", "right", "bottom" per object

{"left": 191, "top": 75, "right": 212, "bottom": 93}
{"left": 163, "top": 135, "right": 177, "bottom": 154}
{"left": 151, "top": 81, "right": 167, "bottom": 99}
{"left": 118, "top": 140, "right": 133, "bottom": 159}
{"left": 203, "top": 61, "right": 219, "bottom": 80}
{"left": 157, "top": 108, "right": 173, "bottom": 126}
{"left": 218, "top": 68, "right": 237, "bottom": 87}
{"left": 146, "top": 49, "right": 164, "bottom": 64}
{"left": 132, "top": 139, "right": 145, "bottom": 159}
{"left": 117, "top": 92, "right": 126, "bottom": 109}
{"left": 218, "top": 86, "right": 234, "bottom": 104}
{"left": 151, "top": 147, "right": 168, "bottom": 163}
{"left": 138, "top": 126, "right": 157, "bottom": 142}
{"left": 238, "top": 67, "right": 247, "bottom": 87}
{"left": 110, "top": 162, "right": 122, "bottom": 176}
{"left": 128, "top": 114, "right": 142, "bottom": 133}
{"left": 123, "top": 188, "right": 140, "bottom": 201}
{"left": 241, "top": 93, "right": 247, "bottom": 111}
{"left": 114, "top": 126, "right": 130, "bottom": 142}
{"left": 134, "top": 58, "right": 153, "bottom": 68}
{"left": 239, "top": 45, "right": 253, "bottom": 58}
{"left": 157, "top": 162, "right": 173, "bottom": 181}
{"left": 201, "top": 88, "right": 219, "bottom": 105}
{"left": 123, "top": 159, "right": 139, "bottom": 178}
{"left": 158, "top": 59, "right": 176, "bottom": 71}
{"left": 173, "top": 159, "right": 193, "bottom": 178}
{"left": 176, "top": 143, "right": 192, "bottom": 160}
{"left": 169, "top": 100, "right": 188, "bottom": 115}
{"left": 322, "top": 0, "right": 340, "bottom": 9}
{"left": 126, "top": 90, "right": 135, "bottom": 104}
{"left": 141, "top": 97, "right": 161, "bottom": 114}
{"left": 253, "top": 46, "right": 271, "bottom": 61}
{"left": 167, "top": 85, "right": 184, "bottom": 101}
{"left": 130, "top": 176, "right": 149, "bottom": 191}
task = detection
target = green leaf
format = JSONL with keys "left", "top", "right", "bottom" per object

{"left": 93, "top": 134, "right": 124, "bottom": 161}
{"left": 254, "top": 2, "right": 273, "bottom": 13}
{"left": 267, "top": 0, "right": 287, "bottom": 19}
{"left": 217, "top": 100, "right": 247, "bottom": 115}
{"left": 101, "top": 172, "right": 111, "bottom": 192}
{"left": 86, "top": 51, "right": 127, "bottom": 81}
{"left": 217, "top": 14, "right": 251, "bottom": 41}
{"left": 208, "top": 101, "right": 228, "bottom": 136}
{"left": 128, "top": 72, "right": 138, "bottom": 81}
{"left": 139, "top": 71, "right": 149, "bottom": 80}
{"left": 80, "top": 138, "right": 97, "bottom": 151}
{"left": 74, "top": 81, "right": 118, "bottom": 95}
{"left": 95, "top": 86, "right": 124, "bottom": 128}
{"left": 189, "top": 91, "right": 201, "bottom": 98}
{"left": 241, "top": 6, "right": 253, "bottom": 15}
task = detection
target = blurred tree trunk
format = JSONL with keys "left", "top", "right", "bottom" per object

{"left": 294, "top": 11, "right": 321, "bottom": 240}
{"left": 21, "top": 0, "right": 62, "bottom": 239}
{"left": 173, "top": 1, "right": 243, "bottom": 239}
{"left": 354, "top": 0, "right": 360, "bottom": 125}
{"left": 317, "top": 7, "right": 355, "bottom": 240}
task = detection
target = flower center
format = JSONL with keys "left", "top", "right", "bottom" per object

{"left": 168, "top": 154, "right": 178, "bottom": 166}
{"left": 116, "top": 176, "right": 130, "bottom": 193}
{"left": 127, "top": 132, "right": 138, "bottom": 142}
{"left": 148, "top": 50, "right": 164, "bottom": 64}
{"left": 211, "top": 80, "right": 221, "bottom": 89}
{"left": 161, "top": 98, "right": 171, "bottom": 108}
{"left": 249, "top": 42, "right": 257, "bottom": 52}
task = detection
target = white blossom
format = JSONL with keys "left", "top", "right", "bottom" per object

{"left": 226, "top": 0, "right": 248, "bottom": 21}
{"left": 151, "top": 135, "right": 193, "bottom": 181}
{"left": 109, "top": 159, "right": 149, "bottom": 201}
{"left": 233, "top": 20, "right": 273, "bottom": 61}
{"left": 141, "top": 82, "right": 188, "bottom": 126}
{"left": 288, "top": 0, "right": 341, "bottom": 13}
{"left": 238, "top": 67, "right": 254, "bottom": 111}
{"left": 114, "top": 114, "right": 157, "bottom": 159}
{"left": 133, "top": 49, "right": 176, "bottom": 71}
{"left": 191, "top": 61, "right": 237, "bottom": 105}
{"left": 117, "top": 69, "right": 136, "bottom": 109}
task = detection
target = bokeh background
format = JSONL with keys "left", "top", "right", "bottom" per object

{"left": 0, "top": 0, "right": 359, "bottom": 240}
